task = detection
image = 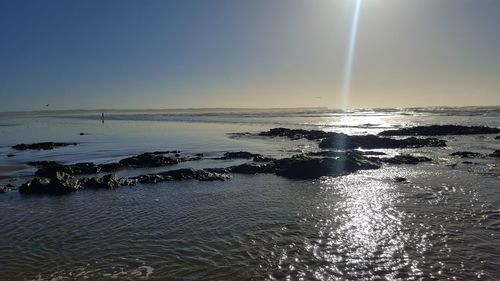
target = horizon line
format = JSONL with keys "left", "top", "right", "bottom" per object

{"left": 1, "top": 105, "right": 499, "bottom": 115}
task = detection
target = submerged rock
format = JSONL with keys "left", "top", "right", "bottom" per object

{"left": 450, "top": 151, "right": 483, "bottom": 158}
{"left": 132, "top": 168, "right": 230, "bottom": 184}
{"left": 0, "top": 186, "right": 11, "bottom": 193}
{"left": 379, "top": 125, "right": 500, "bottom": 136}
{"left": 6, "top": 154, "right": 15, "bottom": 158}
{"left": 19, "top": 172, "right": 82, "bottom": 195}
{"left": 13, "top": 142, "right": 78, "bottom": 150}
{"left": 318, "top": 134, "right": 446, "bottom": 150}
{"left": 381, "top": 155, "right": 432, "bottom": 165}
{"left": 489, "top": 150, "right": 500, "bottom": 158}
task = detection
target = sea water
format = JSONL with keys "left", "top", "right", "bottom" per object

{"left": 0, "top": 107, "right": 499, "bottom": 280}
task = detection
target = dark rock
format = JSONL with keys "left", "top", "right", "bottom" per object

{"left": 6, "top": 183, "right": 14, "bottom": 188}
{"left": 257, "top": 128, "right": 446, "bottom": 150}
{"left": 132, "top": 168, "right": 230, "bottom": 184}
{"left": 148, "top": 150, "right": 181, "bottom": 155}
{"left": 203, "top": 168, "right": 230, "bottom": 174}
{"left": 319, "top": 134, "right": 446, "bottom": 150}
{"left": 489, "top": 150, "right": 500, "bottom": 158}
{"left": 79, "top": 133, "right": 85, "bottom": 135}
{"left": 12, "top": 142, "right": 79, "bottom": 150}
{"left": 98, "top": 162, "right": 123, "bottom": 172}
{"left": 228, "top": 163, "right": 276, "bottom": 174}
{"left": 306, "top": 151, "right": 344, "bottom": 157}
{"left": 6, "top": 154, "right": 15, "bottom": 158}
{"left": 27, "top": 161, "right": 60, "bottom": 167}
{"left": 36, "top": 162, "right": 100, "bottom": 177}
{"left": 450, "top": 151, "right": 483, "bottom": 158}
{"left": 381, "top": 155, "right": 432, "bottom": 165}
{"left": 253, "top": 155, "right": 274, "bottom": 162}
{"left": 0, "top": 186, "right": 11, "bottom": 193}
{"left": 216, "top": 151, "right": 262, "bottom": 160}
{"left": 462, "top": 161, "right": 478, "bottom": 165}
{"left": 194, "top": 153, "right": 204, "bottom": 157}
{"left": 258, "top": 128, "right": 329, "bottom": 140}
{"left": 118, "top": 153, "right": 185, "bottom": 168}
{"left": 306, "top": 150, "right": 386, "bottom": 157}
{"left": 19, "top": 172, "right": 82, "bottom": 195}
{"left": 394, "top": 177, "right": 407, "bottom": 183}
{"left": 495, "top": 136, "right": 500, "bottom": 140}
{"left": 359, "top": 151, "right": 387, "bottom": 156}
{"left": 188, "top": 156, "right": 203, "bottom": 161}
{"left": 379, "top": 125, "right": 500, "bottom": 136}
{"left": 82, "top": 174, "right": 137, "bottom": 189}
{"left": 273, "top": 153, "right": 380, "bottom": 180}
{"left": 97, "top": 152, "right": 187, "bottom": 172}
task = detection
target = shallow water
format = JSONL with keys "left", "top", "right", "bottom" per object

{"left": 0, "top": 107, "right": 499, "bottom": 280}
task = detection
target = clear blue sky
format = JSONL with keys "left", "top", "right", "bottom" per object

{"left": 1, "top": 0, "right": 499, "bottom": 111}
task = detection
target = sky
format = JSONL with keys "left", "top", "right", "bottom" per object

{"left": 0, "top": 0, "right": 499, "bottom": 111}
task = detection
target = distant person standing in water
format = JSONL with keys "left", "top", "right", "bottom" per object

{"left": 101, "top": 113, "right": 104, "bottom": 123}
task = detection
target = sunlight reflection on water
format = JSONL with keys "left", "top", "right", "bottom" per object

{"left": 299, "top": 174, "right": 428, "bottom": 280}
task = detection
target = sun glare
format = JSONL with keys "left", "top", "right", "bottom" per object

{"left": 340, "top": 0, "right": 363, "bottom": 110}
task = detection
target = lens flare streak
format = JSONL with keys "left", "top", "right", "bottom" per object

{"left": 341, "top": 0, "right": 363, "bottom": 110}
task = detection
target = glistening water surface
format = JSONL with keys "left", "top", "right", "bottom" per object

{"left": 0, "top": 107, "right": 499, "bottom": 280}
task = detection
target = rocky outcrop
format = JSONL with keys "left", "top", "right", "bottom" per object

{"left": 81, "top": 174, "right": 137, "bottom": 189}
{"left": 19, "top": 173, "right": 136, "bottom": 195}
{"left": 216, "top": 151, "right": 262, "bottom": 160}
{"left": 258, "top": 128, "right": 329, "bottom": 140}
{"left": 273, "top": 153, "right": 381, "bottom": 180}
{"left": 450, "top": 151, "right": 483, "bottom": 158}
{"left": 318, "top": 134, "right": 445, "bottom": 150}
{"left": 13, "top": 142, "right": 78, "bottom": 150}
{"left": 253, "top": 155, "right": 274, "bottom": 162}
{"left": 489, "top": 150, "right": 500, "bottom": 158}
{"left": 30, "top": 152, "right": 188, "bottom": 176}
{"left": 256, "top": 128, "right": 446, "bottom": 150}
{"left": 0, "top": 185, "right": 11, "bottom": 193}
{"left": 379, "top": 125, "right": 500, "bottom": 136}
{"left": 228, "top": 163, "right": 276, "bottom": 174}
{"left": 381, "top": 155, "right": 432, "bottom": 165}
{"left": 394, "top": 177, "right": 408, "bottom": 183}
{"left": 35, "top": 162, "right": 100, "bottom": 177}
{"left": 132, "top": 168, "right": 230, "bottom": 184}
{"left": 306, "top": 150, "right": 386, "bottom": 157}
{"left": 19, "top": 172, "right": 83, "bottom": 195}
{"left": 117, "top": 153, "right": 185, "bottom": 168}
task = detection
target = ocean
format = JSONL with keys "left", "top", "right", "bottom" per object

{"left": 0, "top": 107, "right": 499, "bottom": 280}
